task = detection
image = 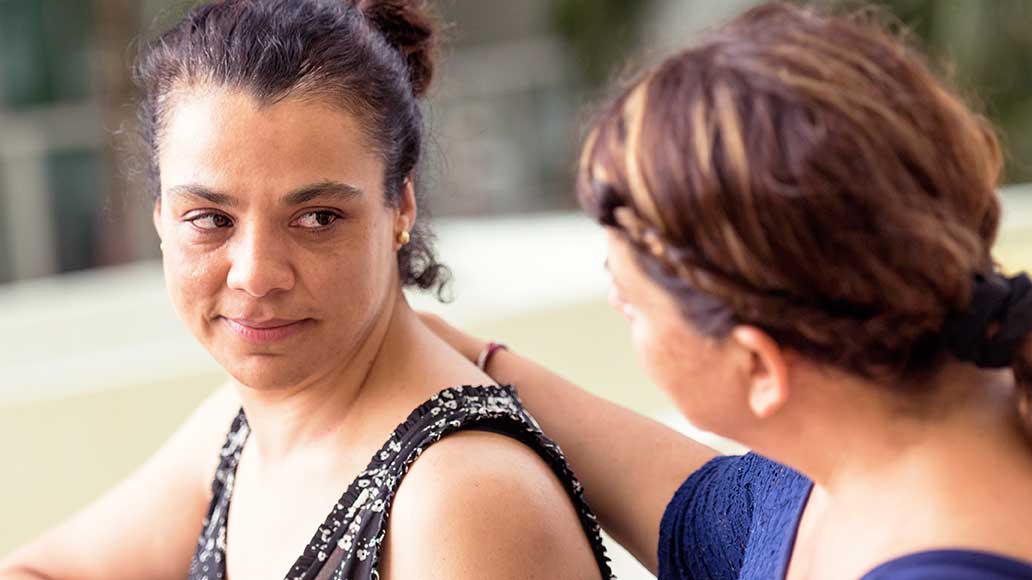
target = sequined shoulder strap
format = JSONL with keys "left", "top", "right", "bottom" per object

{"left": 292, "top": 385, "right": 614, "bottom": 580}
{"left": 187, "top": 408, "right": 250, "bottom": 580}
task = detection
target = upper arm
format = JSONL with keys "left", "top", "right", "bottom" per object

{"left": 0, "top": 385, "right": 240, "bottom": 580}
{"left": 474, "top": 348, "right": 719, "bottom": 572}
{"left": 379, "top": 430, "right": 604, "bottom": 580}
{"left": 658, "top": 454, "right": 757, "bottom": 580}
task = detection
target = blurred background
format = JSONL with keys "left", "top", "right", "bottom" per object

{"left": 0, "top": 0, "right": 1030, "bottom": 577}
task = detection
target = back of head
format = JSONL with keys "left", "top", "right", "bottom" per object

{"left": 135, "top": 0, "right": 447, "bottom": 294}
{"left": 578, "top": 2, "right": 1032, "bottom": 420}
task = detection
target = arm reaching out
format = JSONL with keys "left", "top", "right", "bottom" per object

{"left": 418, "top": 313, "right": 718, "bottom": 574}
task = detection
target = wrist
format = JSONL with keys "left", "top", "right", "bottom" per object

{"left": 476, "top": 341, "right": 509, "bottom": 373}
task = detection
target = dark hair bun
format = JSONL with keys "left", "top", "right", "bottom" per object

{"left": 356, "top": 0, "right": 438, "bottom": 97}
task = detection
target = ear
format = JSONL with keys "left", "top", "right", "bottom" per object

{"left": 396, "top": 178, "right": 417, "bottom": 234}
{"left": 730, "top": 326, "right": 791, "bottom": 419}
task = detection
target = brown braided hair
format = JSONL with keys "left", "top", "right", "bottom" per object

{"left": 577, "top": 1, "right": 1030, "bottom": 418}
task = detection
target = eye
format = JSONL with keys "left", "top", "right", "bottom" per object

{"left": 189, "top": 213, "right": 233, "bottom": 230}
{"left": 293, "top": 210, "right": 341, "bottom": 229}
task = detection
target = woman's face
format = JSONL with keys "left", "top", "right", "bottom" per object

{"left": 154, "top": 87, "right": 412, "bottom": 391}
{"left": 604, "top": 229, "right": 746, "bottom": 433}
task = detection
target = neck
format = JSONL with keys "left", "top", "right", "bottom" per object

{"left": 762, "top": 366, "right": 1032, "bottom": 579}
{"left": 231, "top": 290, "right": 420, "bottom": 465}
{"left": 749, "top": 365, "right": 1032, "bottom": 494}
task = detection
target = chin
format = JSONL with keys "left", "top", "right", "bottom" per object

{"left": 218, "top": 353, "right": 320, "bottom": 392}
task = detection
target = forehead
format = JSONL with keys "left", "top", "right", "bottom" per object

{"left": 157, "top": 87, "right": 383, "bottom": 199}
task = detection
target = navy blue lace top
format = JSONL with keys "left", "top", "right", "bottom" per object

{"left": 658, "top": 453, "right": 1032, "bottom": 580}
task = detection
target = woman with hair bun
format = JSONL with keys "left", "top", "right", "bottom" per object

{"left": 425, "top": 2, "right": 1032, "bottom": 579}
{"left": 0, "top": 1, "right": 610, "bottom": 579}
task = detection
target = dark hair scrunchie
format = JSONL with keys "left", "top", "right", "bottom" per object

{"left": 942, "top": 272, "right": 1032, "bottom": 368}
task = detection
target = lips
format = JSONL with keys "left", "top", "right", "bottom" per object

{"left": 220, "top": 316, "right": 312, "bottom": 343}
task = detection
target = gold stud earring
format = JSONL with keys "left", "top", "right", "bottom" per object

{"left": 397, "top": 230, "right": 411, "bottom": 245}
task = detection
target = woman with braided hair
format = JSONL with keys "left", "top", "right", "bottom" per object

{"left": 0, "top": 1, "right": 611, "bottom": 579}
{"left": 423, "top": 2, "right": 1032, "bottom": 579}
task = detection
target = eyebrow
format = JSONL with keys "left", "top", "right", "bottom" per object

{"left": 282, "top": 180, "right": 364, "bottom": 205}
{"left": 165, "top": 180, "right": 365, "bottom": 207}
{"left": 166, "top": 184, "right": 238, "bottom": 206}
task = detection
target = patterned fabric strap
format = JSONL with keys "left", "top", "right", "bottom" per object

{"left": 188, "top": 385, "right": 615, "bottom": 580}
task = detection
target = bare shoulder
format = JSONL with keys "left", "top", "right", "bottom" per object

{"left": 136, "top": 381, "right": 244, "bottom": 498}
{"left": 379, "top": 430, "right": 603, "bottom": 580}
{"left": 180, "top": 383, "right": 245, "bottom": 490}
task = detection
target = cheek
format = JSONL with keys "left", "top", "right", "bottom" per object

{"left": 305, "top": 219, "right": 395, "bottom": 313}
{"left": 630, "top": 314, "right": 690, "bottom": 392}
{"left": 630, "top": 313, "right": 738, "bottom": 428}
{"left": 306, "top": 251, "right": 369, "bottom": 312}
{"left": 342, "top": 215, "right": 393, "bottom": 275}
{"left": 162, "top": 241, "right": 224, "bottom": 316}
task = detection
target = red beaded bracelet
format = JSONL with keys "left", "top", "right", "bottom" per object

{"left": 476, "top": 341, "right": 508, "bottom": 372}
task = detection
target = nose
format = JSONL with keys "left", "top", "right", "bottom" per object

{"left": 226, "top": 224, "right": 296, "bottom": 298}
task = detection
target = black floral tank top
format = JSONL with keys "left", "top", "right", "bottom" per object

{"left": 187, "top": 385, "right": 614, "bottom": 580}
